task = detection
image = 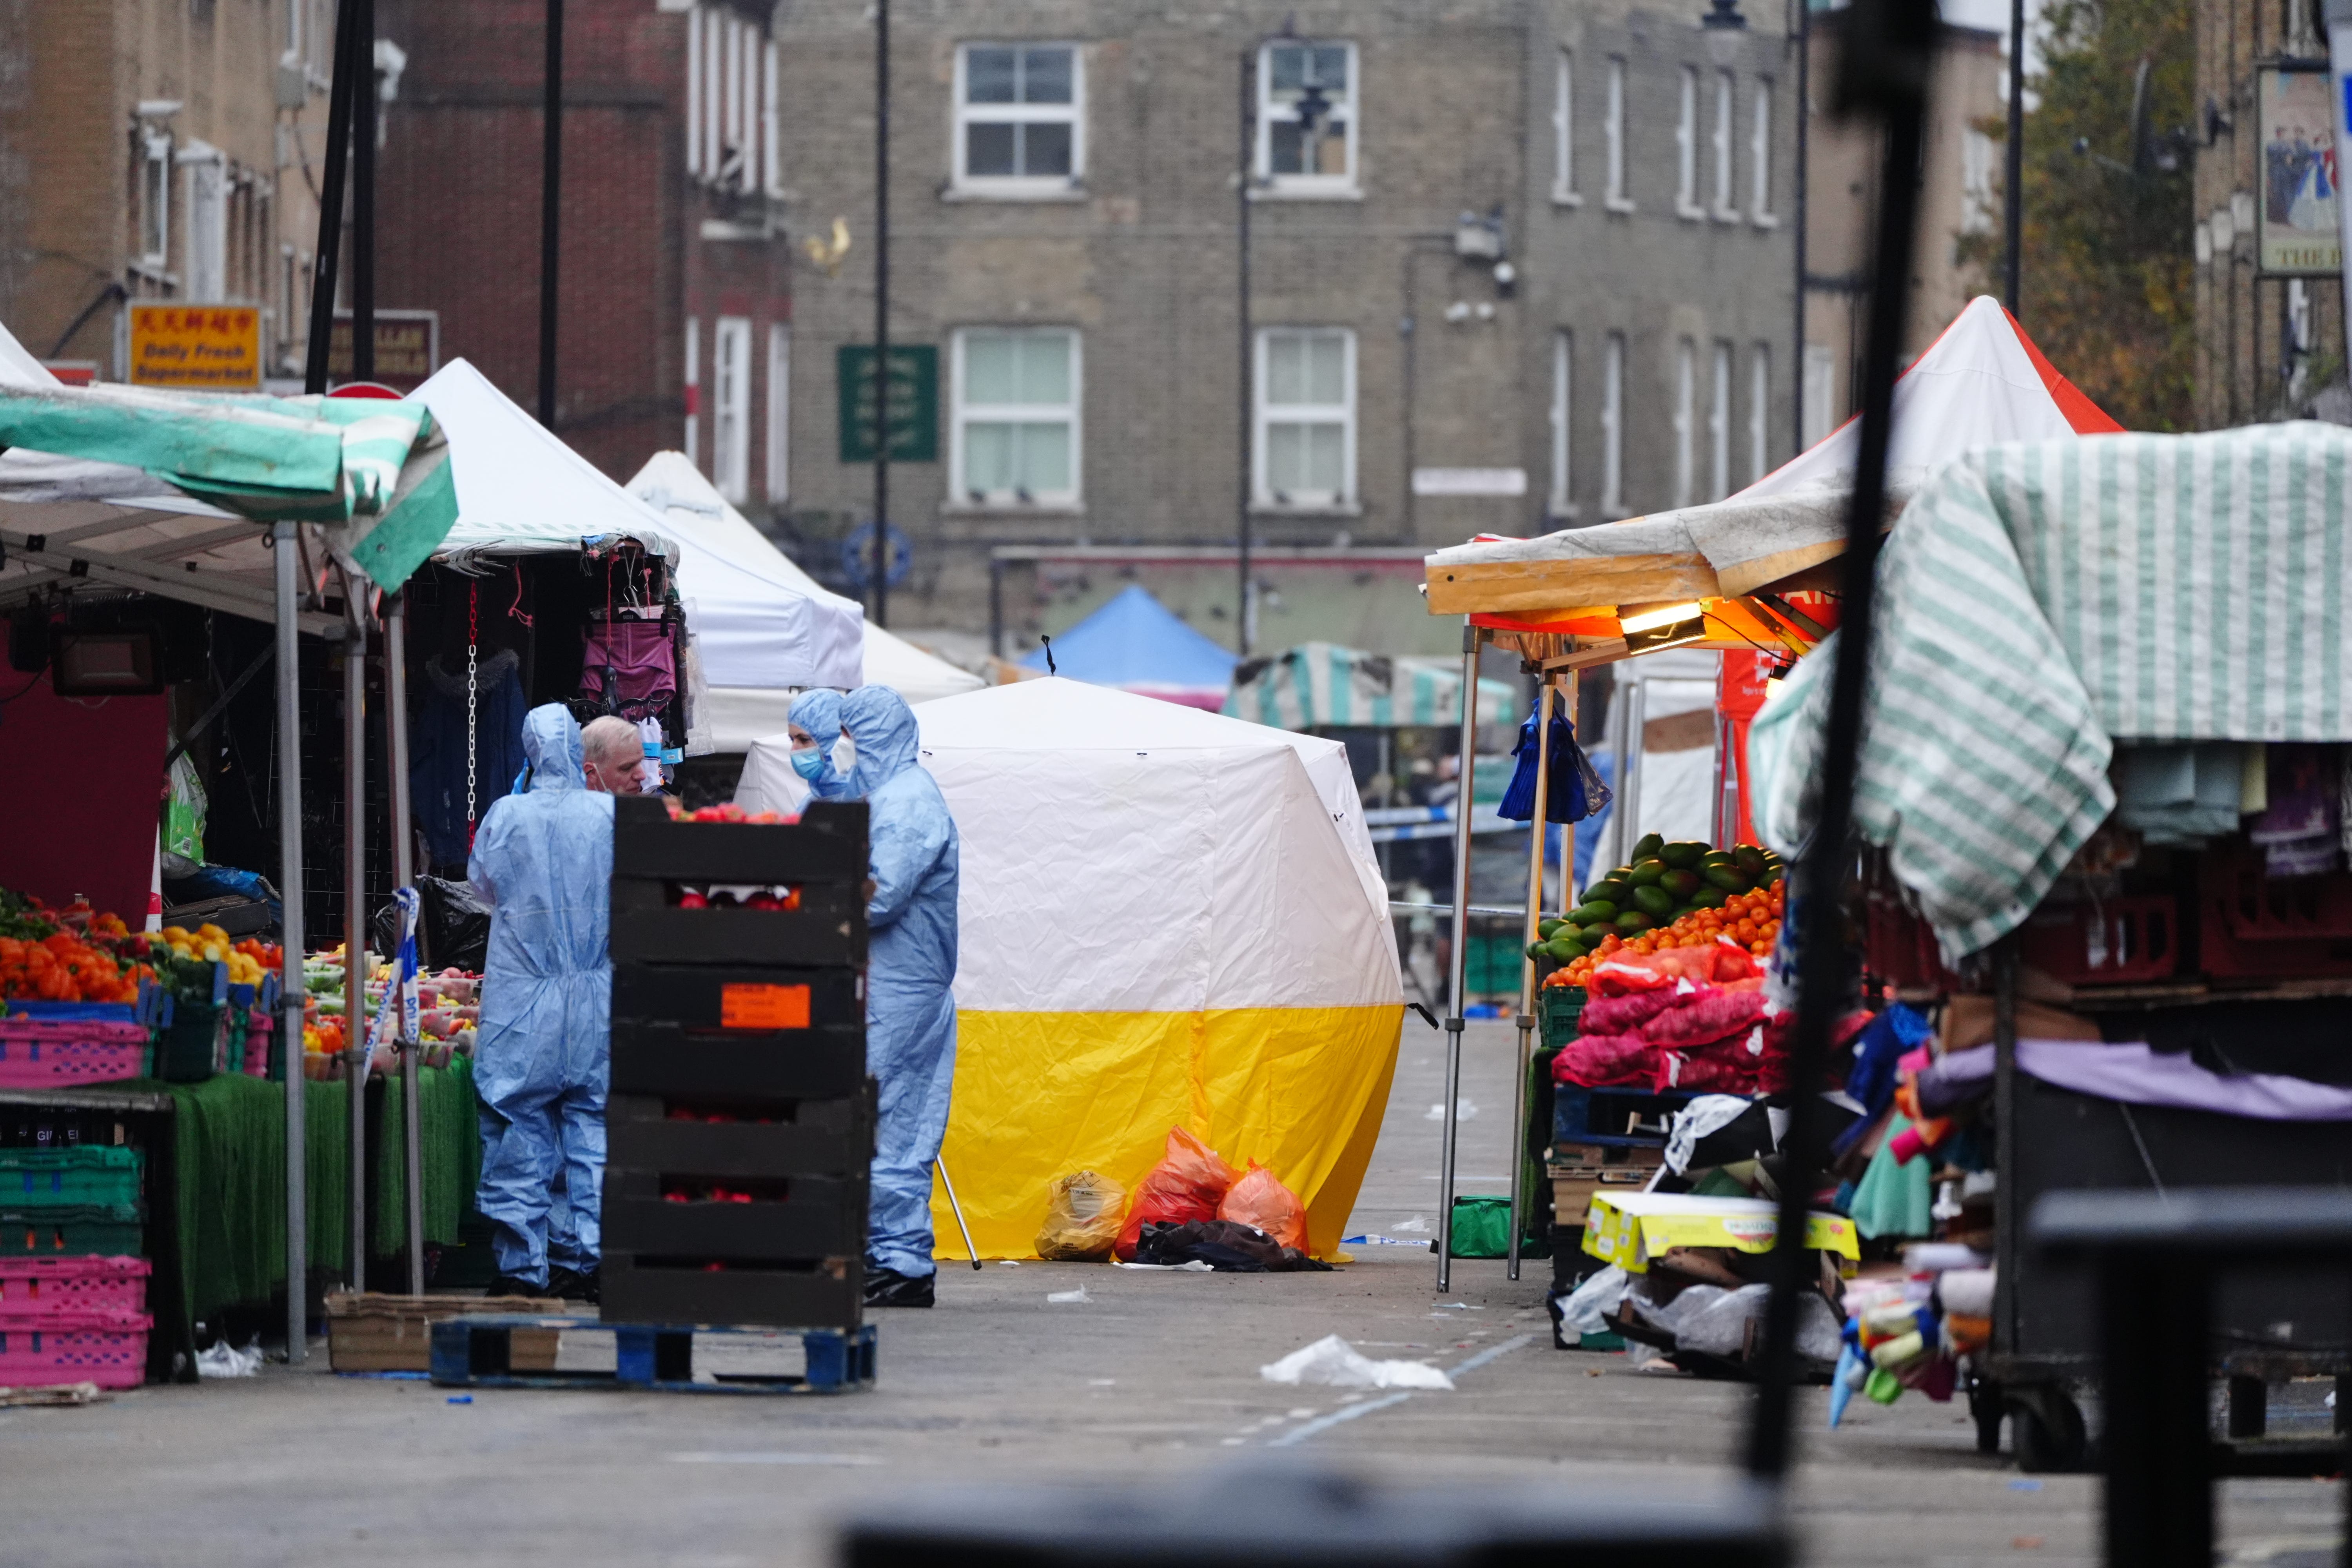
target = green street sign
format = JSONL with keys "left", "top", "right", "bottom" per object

{"left": 836, "top": 345, "right": 939, "bottom": 463}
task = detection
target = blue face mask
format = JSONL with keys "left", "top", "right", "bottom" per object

{"left": 791, "top": 746, "right": 830, "bottom": 781}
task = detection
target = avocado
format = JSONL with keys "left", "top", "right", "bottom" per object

{"left": 1632, "top": 833, "right": 1666, "bottom": 862}
{"left": 1631, "top": 884, "right": 1675, "bottom": 918}
{"left": 1545, "top": 936, "right": 1586, "bottom": 962}
{"left": 1659, "top": 841, "right": 1705, "bottom": 869}
{"left": 1703, "top": 865, "right": 1754, "bottom": 893}
{"left": 1538, "top": 917, "right": 1568, "bottom": 940}
{"left": 1699, "top": 850, "right": 1734, "bottom": 870}
{"left": 1759, "top": 864, "right": 1785, "bottom": 888}
{"left": 1568, "top": 900, "right": 1619, "bottom": 924}
{"left": 1526, "top": 940, "right": 1549, "bottom": 960}
{"left": 1733, "top": 844, "right": 1769, "bottom": 877}
{"left": 1690, "top": 886, "right": 1728, "bottom": 909}
{"left": 1659, "top": 868, "right": 1702, "bottom": 898}
{"left": 1614, "top": 911, "right": 1655, "bottom": 933}
{"left": 1628, "top": 859, "right": 1667, "bottom": 887}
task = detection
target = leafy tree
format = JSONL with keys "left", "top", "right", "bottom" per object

{"left": 1964, "top": 0, "right": 2196, "bottom": 429}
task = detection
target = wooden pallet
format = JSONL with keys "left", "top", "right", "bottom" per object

{"left": 426, "top": 1314, "right": 875, "bottom": 1394}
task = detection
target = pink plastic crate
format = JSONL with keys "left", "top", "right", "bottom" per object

{"left": 0, "top": 1020, "right": 151, "bottom": 1090}
{"left": 0, "top": 1256, "right": 150, "bottom": 1317}
{"left": 0, "top": 1309, "right": 151, "bottom": 1390}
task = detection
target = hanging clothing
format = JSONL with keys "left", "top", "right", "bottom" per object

{"left": 581, "top": 617, "right": 678, "bottom": 722}
{"left": 468, "top": 705, "right": 615, "bottom": 1288}
{"left": 839, "top": 686, "right": 960, "bottom": 1280}
{"left": 411, "top": 649, "right": 528, "bottom": 869}
{"left": 1498, "top": 701, "right": 1612, "bottom": 824}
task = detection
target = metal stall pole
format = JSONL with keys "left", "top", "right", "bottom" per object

{"left": 1437, "top": 624, "right": 1483, "bottom": 1293}
{"left": 274, "top": 524, "right": 311, "bottom": 1361}
{"left": 386, "top": 595, "right": 424, "bottom": 1294}
{"left": 1507, "top": 675, "right": 1554, "bottom": 1283}
{"left": 343, "top": 594, "right": 368, "bottom": 1292}
{"left": 1617, "top": 679, "right": 1646, "bottom": 863}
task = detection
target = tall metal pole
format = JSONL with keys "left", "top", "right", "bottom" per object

{"left": 343, "top": 597, "right": 368, "bottom": 1293}
{"left": 386, "top": 595, "right": 424, "bottom": 1294}
{"left": 352, "top": 0, "right": 375, "bottom": 383}
{"left": 1793, "top": 0, "right": 1811, "bottom": 454}
{"left": 1508, "top": 676, "right": 1553, "bottom": 1284}
{"left": 303, "top": 0, "right": 361, "bottom": 393}
{"left": 273, "top": 524, "right": 310, "bottom": 1361}
{"left": 2003, "top": 0, "right": 2026, "bottom": 311}
{"left": 1235, "top": 46, "right": 1255, "bottom": 658}
{"left": 539, "top": 0, "right": 564, "bottom": 425}
{"left": 1436, "top": 623, "right": 1481, "bottom": 1294}
{"left": 871, "top": 0, "right": 891, "bottom": 629}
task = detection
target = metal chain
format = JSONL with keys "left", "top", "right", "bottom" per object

{"left": 466, "top": 579, "right": 479, "bottom": 848}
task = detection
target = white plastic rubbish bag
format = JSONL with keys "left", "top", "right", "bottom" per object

{"left": 196, "top": 1340, "right": 263, "bottom": 1379}
{"left": 1557, "top": 1265, "right": 1632, "bottom": 1337}
{"left": 1258, "top": 1334, "right": 1455, "bottom": 1391}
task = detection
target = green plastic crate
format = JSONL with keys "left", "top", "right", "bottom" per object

{"left": 1537, "top": 985, "right": 1585, "bottom": 1049}
{"left": 0, "top": 1147, "right": 143, "bottom": 1209}
{"left": 0, "top": 1204, "right": 143, "bottom": 1256}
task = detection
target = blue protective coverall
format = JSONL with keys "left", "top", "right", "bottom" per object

{"left": 467, "top": 705, "right": 615, "bottom": 1286}
{"left": 787, "top": 688, "right": 857, "bottom": 800}
{"left": 838, "top": 686, "right": 960, "bottom": 1279}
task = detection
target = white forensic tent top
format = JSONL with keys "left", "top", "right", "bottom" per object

{"left": 1423, "top": 297, "right": 2122, "bottom": 620}
{"left": 411, "top": 362, "right": 864, "bottom": 748}
{"left": 626, "top": 450, "right": 984, "bottom": 710}
{"left": 901, "top": 677, "right": 1405, "bottom": 1259}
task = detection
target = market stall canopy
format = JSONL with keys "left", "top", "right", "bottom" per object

{"left": 626, "top": 451, "right": 982, "bottom": 707}
{"left": 0, "top": 330, "right": 456, "bottom": 622}
{"left": 1224, "top": 641, "right": 1516, "bottom": 729}
{"left": 1422, "top": 297, "right": 2120, "bottom": 628}
{"left": 909, "top": 676, "right": 1403, "bottom": 1259}
{"left": 1018, "top": 583, "right": 1240, "bottom": 708}
{"left": 1751, "top": 421, "right": 2352, "bottom": 961}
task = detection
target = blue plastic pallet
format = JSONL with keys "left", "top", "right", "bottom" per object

{"left": 427, "top": 1314, "right": 875, "bottom": 1394}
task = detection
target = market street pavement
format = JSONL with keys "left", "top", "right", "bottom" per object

{"left": 1, "top": 1020, "right": 2340, "bottom": 1568}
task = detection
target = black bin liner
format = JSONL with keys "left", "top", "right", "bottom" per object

{"left": 369, "top": 875, "right": 493, "bottom": 971}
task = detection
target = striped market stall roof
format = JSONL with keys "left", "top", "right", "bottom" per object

{"left": 1225, "top": 642, "right": 1517, "bottom": 730}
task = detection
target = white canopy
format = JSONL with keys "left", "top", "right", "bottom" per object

{"left": 410, "top": 363, "right": 865, "bottom": 744}
{"left": 628, "top": 450, "right": 983, "bottom": 708}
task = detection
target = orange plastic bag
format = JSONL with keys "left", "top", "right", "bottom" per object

{"left": 1035, "top": 1170, "right": 1128, "bottom": 1260}
{"left": 1216, "top": 1161, "right": 1309, "bottom": 1253}
{"left": 1114, "top": 1128, "right": 1238, "bottom": 1261}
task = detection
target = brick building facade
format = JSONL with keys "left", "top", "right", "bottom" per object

{"left": 770, "top": 0, "right": 1800, "bottom": 639}
{"left": 371, "top": 0, "right": 791, "bottom": 490}
{"left": 0, "top": 0, "right": 332, "bottom": 377}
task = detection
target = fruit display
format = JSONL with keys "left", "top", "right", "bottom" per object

{"left": 153, "top": 926, "right": 277, "bottom": 991}
{"left": 664, "top": 801, "right": 798, "bottom": 825}
{"left": 0, "top": 889, "right": 150, "bottom": 1005}
{"left": 299, "top": 944, "right": 481, "bottom": 1078}
{"left": 1530, "top": 833, "right": 1787, "bottom": 992}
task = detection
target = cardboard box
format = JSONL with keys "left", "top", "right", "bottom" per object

{"left": 324, "top": 1292, "right": 568, "bottom": 1373}
{"left": 1547, "top": 1167, "right": 1652, "bottom": 1228}
{"left": 1579, "top": 1191, "right": 1860, "bottom": 1273}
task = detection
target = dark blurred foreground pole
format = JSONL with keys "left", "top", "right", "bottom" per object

{"left": 539, "top": 0, "right": 563, "bottom": 425}
{"left": 1743, "top": 0, "right": 1939, "bottom": 1482}
{"left": 303, "top": 0, "right": 362, "bottom": 393}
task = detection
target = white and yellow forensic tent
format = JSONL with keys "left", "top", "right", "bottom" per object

{"left": 913, "top": 677, "right": 1405, "bottom": 1259}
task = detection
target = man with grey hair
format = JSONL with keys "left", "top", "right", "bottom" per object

{"left": 579, "top": 715, "right": 648, "bottom": 796}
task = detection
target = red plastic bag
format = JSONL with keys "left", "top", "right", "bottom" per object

{"left": 1551, "top": 1032, "right": 1656, "bottom": 1088}
{"left": 1654, "top": 1039, "right": 1763, "bottom": 1094}
{"left": 1114, "top": 1128, "right": 1239, "bottom": 1261}
{"left": 1641, "top": 986, "right": 1768, "bottom": 1048}
{"left": 1589, "top": 940, "right": 1760, "bottom": 996}
{"left": 1216, "top": 1161, "right": 1309, "bottom": 1252}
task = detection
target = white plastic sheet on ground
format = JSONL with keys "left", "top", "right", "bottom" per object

{"left": 1259, "top": 1335, "right": 1455, "bottom": 1390}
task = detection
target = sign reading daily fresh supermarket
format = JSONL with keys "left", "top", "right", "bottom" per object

{"left": 129, "top": 303, "right": 261, "bottom": 390}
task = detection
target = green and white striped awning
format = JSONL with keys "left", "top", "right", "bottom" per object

{"left": 0, "top": 379, "right": 457, "bottom": 620}
{"left": 1225, "top": 642, "right": 1516, "bottom": 730}
{"left": 1751, "top": 421, "right": 2352, "bottom": 958}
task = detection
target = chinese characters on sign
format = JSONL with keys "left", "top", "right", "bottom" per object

{"left": 128, "top": 304, "right": 261, "bottom": 390}
{"left": 835, "top": 345, "right": 940, "bottom": 463}
{"left": 2258, "top": 67, "right": 2342, "bottom": 276}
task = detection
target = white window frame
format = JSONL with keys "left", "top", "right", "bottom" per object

{"left": 1254, "top": 40, "right": 1359, "bottom": 198}
{"left": 1751, "top": 78, "right": 1777, "bottom": 225}
{"left": 1961, "top": 126, "right": 1996, "bottom": 236}
{"left": 1604, "top": 58, "right": 1633, "bottom": 212}
{"left": 1711, "top": 71, "right": 1740, "bottom": 222}
{"left": 1802, "top": 343, "right": 1836, "bottom": 449}
{"left": 953, "top": 43, "right": 1085, "bottom": 197}
{"left": 139, "top": 134, "right": 172, "bottom": 269}
{"left": 1675, "top": 67, "right": 1703, "bottom": 220}
{"left": 683, "top": 317, "right": 701, "bottom": 466}
{"left": 766, "top": 323, "right": 790, "bottom": 505}
{"left": 712, "top": 316, "right": 752, "bottom": 503}
{"left": 180, "top": 142, "right": 229, "bottom": 302}
{"left": 1708, "top": 340, "right": 1731, "bottom": 502}
{"left": 1552, "top": 51, "right": 1579, "bottom": 205}
{"left": 763, "top": 38, "right": 784, "bottom": 199}
{"left": 951, "top": 326, "right": 1084, "bottom": 509}
{"left": 1748, "top": 343, "right": 1772, "bottom": 485}
{"left": 1672, "top": 337, "right": 1697, "bottom": 509}
{"left": 1253, "top": 326, "right": 1357, "bottom": 510}
{"left": 1601, "top": 331, "right": 1626, "bottom": 516}
{"left": 1548, "top": 330, "right": 1575, "bottom": 517}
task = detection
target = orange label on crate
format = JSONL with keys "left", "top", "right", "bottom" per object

{"left": 719, "top": 983, "right": 810, "bottom": 1030}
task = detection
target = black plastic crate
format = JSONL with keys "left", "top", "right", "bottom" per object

{"left": 611, "top": 1024, "right": 867, "bottom": 1101}
{"left": 613, "top": 795, "right": 868, "bottom": 886}
{"left": 607, "top": 1090, "right": 874, "bottom": 1178}
{"left": 610, "top": 893, "right": 866, "bottom": 968}
{"left": 603, "top": 1170, "right": 867, "bottom": 1257}
{"left": 601, "top": 1251, "right": 862, "bottom": 1330}
{"left": 612, "top": 962, "right": 864, "bottom": 1031}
